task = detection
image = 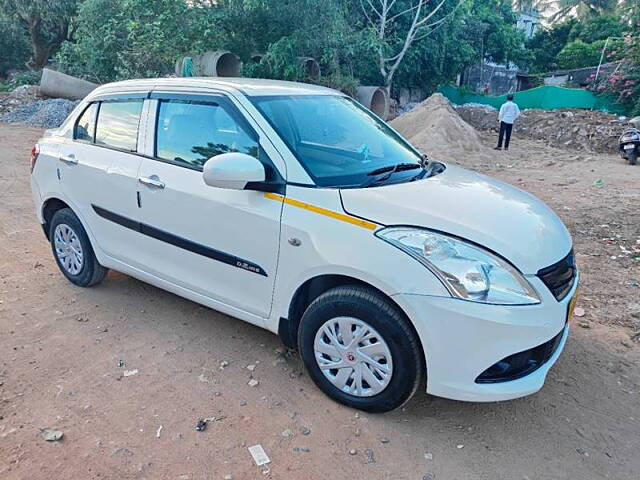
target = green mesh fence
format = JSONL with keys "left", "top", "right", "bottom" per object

{"left": 439, "top": 84, "right": 626, "bottom": 115}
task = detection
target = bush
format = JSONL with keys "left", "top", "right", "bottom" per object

{"left": 314, "top": 73, "right": 359, "bottom": 97}
{"left": 593, "top": 36, "right": 640, "bottom": 116}
{"left": 0, "top": 70, "right": 42, "bottom": 92}
{"left": 556, "top": 40, "right": 620, "bottom": 69}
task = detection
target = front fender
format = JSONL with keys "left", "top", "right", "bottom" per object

{"left": 262, "top": 186, "right": 450, "bottom": 332}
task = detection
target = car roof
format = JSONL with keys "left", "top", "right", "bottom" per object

{"left": 88, "top": 77, "right": 340, "bottom": 98}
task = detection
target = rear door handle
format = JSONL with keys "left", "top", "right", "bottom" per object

{"left": 59, "top": 154, "right": 78, "bottom": 165}
{"left": 138, "top": 175, "right": 165, "bottom": 189}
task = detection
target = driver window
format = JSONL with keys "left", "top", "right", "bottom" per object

{"left": 155, "top": 100, "right": 258, "bottom": 170}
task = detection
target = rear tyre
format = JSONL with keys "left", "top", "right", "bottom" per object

{"left": 629, "top": 150, "right": 637, "bottom": 166}
{"left": 49, "top": 208, "right": 108, "bottom": 287}
{"left": 298, "top": 285, "right": 424, "bottom": 412}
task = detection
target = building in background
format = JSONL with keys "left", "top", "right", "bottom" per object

{"left": 541, "top": 62, "right": 620, "bottom": 88}
{"left": 458, "top": 62, "right": 522, "bottom": 96}
{"left": 517, "top": 7, "right": 541, "bottom": 39}
{"left": 457, "top": 7, "right": 542, "bottom": 95}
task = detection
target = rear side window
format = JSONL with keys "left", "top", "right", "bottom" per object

{"left": 155, "top": 100, "right": 258, "bottom": 170}
{"left": 95, "top": 101, "right": 143, "bottom": 151}
{"left": 75, "top": 103, "right": 98, "bottom": 142}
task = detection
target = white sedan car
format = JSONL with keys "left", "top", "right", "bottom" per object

{"left": 29, "top": 78, "right": 578, "bottom": 412}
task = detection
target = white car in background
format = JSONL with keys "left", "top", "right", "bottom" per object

{"left": 29, "top": 78, "right": 579, "bottom": 412}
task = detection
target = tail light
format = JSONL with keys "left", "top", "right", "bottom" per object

{"left": 30, "top": 144, "right": 40, "bottom": 173}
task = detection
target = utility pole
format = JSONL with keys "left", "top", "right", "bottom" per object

{"left": 595, "top": 36, "right": 623, "bottom": 82}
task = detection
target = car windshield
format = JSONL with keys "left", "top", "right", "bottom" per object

{"left": 251, "top": 95, "right": 422, "bottom": 187}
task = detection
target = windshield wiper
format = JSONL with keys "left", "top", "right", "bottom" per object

{"left": 361, "top": 162, "right": 421, "bottom": 187}
{"left": 366, "top": 163, "right": 420, "bottom": 177}
{"left": 410, "top": 160, "right": 444, "bottom": 182}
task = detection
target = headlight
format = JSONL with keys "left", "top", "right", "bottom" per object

{"left": 377, "top": 227, "right": 540, "bottom": 305}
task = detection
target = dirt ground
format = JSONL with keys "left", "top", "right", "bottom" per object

{"left": 1, "top": 123, "right": 639, "bottom": 480}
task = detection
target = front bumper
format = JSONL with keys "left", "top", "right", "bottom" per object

{"left": 393, "top": 274, "right": 578, "bottom": 402}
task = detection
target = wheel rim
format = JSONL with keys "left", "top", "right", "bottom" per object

{"left": 53, "top": 223, "right": 84, "bottom": 275}
{"left": 313, "top": 316, "right": 393, "bottom": 397}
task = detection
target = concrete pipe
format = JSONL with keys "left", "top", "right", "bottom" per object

{"left": 40, "top": 68, "right": 98, "bottom": 100}
{"left": 250, "top": 53, "right": 265, "bottom": 63}
{"left": 298, "top": 57, "right": 321, "bottom": 79}
{"left": 356, "top": 86, "right": 390, "bottom": 120}
{"left": 199, "top": 51, "right": 242, "bottom": 77}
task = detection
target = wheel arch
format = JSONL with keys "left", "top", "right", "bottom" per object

{"left": 278, "top": 273, "right": 422, "bottom": 357}
{"left": 41, "top": 197, "right": 72, "bottom": 239}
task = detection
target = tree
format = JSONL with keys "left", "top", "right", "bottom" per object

{"left": 359, "top": 0, "right": 462, "bottom": 88}
{"left": 58, "top": 0, "right": 205, "bottom": 82}
{"left": 525, "top": 18, "right": 578, "bottom": 72}
{"left": 576, "top": 14, "right": 623, "bottom": 43}
{"left": 198, "top": 0, "right": 367, "bottom": 92}
{"left": 461, "top": 0, "right": 528, "bottom": 66}
{"left": 0, "top": 12, "right": 31, "bottom": 74}
{"left": 537, "top": 0, "right": 617, "bottom": 22}
{"left": 618, "top": 0, "right": 639, "bottom": 30}
{"left": 1, "top": 0, "right": 81, "bottom": 69}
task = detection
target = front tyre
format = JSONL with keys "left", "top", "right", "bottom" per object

{"left": 298, "top": 285, "right": 424, "bottom": 412}
{"left": 49, "top": 208, "right": 108, "bottom": 287}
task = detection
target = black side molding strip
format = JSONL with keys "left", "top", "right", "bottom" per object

{"left": 93, "top": 205, "right": 139, "bottom": 231}
{"left": 92, "top": 205, "right": 267, "bottom": 277}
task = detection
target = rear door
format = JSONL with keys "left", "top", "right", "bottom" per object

{"left": 57, "top": 96, "right": 147, "bottom": 266}
{"left": 135, "top": 93, "right": 284, "bottom": 318}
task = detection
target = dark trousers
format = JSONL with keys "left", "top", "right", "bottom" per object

{"left": 497, "top": 121, "right": 513, "bottom": 149}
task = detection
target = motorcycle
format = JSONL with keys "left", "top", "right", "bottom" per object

{"left": 619, "top": 128, "right": 640, "bottom": 165}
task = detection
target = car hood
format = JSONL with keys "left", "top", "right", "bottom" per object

{"left": 340, "top": 164, "right": 572, "bottom": 274}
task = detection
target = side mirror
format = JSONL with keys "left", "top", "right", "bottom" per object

{"left": 202, "top": 152, "right": 266, "bottom": 190}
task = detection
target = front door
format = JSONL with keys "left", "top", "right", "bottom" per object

{"left": 135, "top": 95, "right": 283, "bottom": 318}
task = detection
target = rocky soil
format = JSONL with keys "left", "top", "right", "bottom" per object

{"left": 0, "top": 85, "right": 78, "bottom": 129}
{"left": 455, "top": 103, "right": 630, "bottom": 153}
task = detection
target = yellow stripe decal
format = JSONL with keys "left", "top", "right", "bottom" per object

{"left": 264, "top": 192, "right": 378, "bottom": 230}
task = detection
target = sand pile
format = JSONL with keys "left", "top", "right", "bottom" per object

{"left": 391, "top": 93, "right": 485, "bottom": 156}
{"left": 456, "top": 104, "right": 629, "bottom": 153}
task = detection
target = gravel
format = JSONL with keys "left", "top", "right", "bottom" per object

{"left": 0, "top": 85, "right": 42, "bottom": 115}
{"left": 1, "top": 98, "right": 79, "bottom": 128}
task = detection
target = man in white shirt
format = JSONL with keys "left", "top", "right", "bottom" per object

{"left": 495, "top": 94, "right": 520, "bottom": 151}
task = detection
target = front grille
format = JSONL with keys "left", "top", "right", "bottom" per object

{"left": 475, "top": 326, "right": 566, "bottom": 384}
{"left": 537, "top": 250, "right": 577, "bottom": 301}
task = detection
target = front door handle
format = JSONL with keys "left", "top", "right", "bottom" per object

{"left": 138, "top": 175, "right": 165, "bottom": 189}
{"left": 59, "top": 153, "right": 78, "bottom": 165}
